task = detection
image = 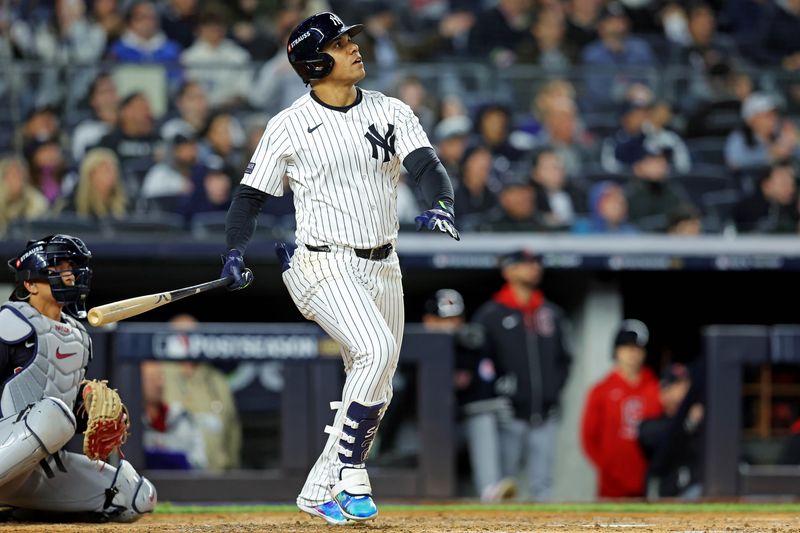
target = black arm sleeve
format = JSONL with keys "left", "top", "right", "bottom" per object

{"left": 225, "top": 184, "right": 269, "bottom": 253}
{"left": 402, "top": 147, "right": 455, "bottom": 210}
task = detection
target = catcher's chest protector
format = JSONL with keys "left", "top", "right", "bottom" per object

{"left": 0, "top": 302, "right": 90, "bottom": 416}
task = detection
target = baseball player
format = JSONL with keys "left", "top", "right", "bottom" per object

{"left": 221, "top": 11, "right": 459, "bottom": 525}
{"left": 0, "top": 234, "right": 156, "bottom": 521}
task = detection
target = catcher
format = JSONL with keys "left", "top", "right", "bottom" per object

{"left": 0, "top": 234, "right": 155, "bottom": 521}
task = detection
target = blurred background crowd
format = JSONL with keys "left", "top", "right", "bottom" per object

{"left": 3, "top": 0, "right": 800, "bottom": 238}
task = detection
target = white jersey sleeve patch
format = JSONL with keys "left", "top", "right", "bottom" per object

{"left": 0, "top": 307, "right": 33, "bottom": 344}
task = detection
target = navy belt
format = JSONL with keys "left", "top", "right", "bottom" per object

{"left": 306, "top": 243, "right": 393, "bottom": 261}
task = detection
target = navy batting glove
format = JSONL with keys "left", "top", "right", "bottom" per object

{"left": 415, "top": 200, "right": 460, "bottom": 241}
{"left": 221, "top": 249, "right": 254, "bottom": 291}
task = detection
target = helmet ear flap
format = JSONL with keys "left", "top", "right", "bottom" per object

{"left": 316, "top": 53, "right": 335, "bottom": 79}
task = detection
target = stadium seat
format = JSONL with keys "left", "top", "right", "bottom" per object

{"left": 686, "top": 136, "right": 728, "bottom": 167}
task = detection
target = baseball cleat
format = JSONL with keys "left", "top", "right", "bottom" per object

{"left": 332, "top": 491, "right": 378, "bottom": 521}
{"left": 298, "top": 500, "right": 350, "bottom": 525}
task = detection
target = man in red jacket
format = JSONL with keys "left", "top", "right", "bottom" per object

{"left": 581, "top": 319, "right": 662, "bottom": 498}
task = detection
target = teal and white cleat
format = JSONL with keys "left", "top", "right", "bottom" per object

{"left": 298, "top": 500, "right": 350, "bottom": 525}
{"left": 332, "top": 491, "right": 378, "bottom": 521}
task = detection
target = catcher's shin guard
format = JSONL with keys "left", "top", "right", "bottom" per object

{"left": 103, "top": 460, "right": 156, "bottom": 522}
{"left": 325, "top": 399, "right": 385, "bottom": 521}
{"left": 0, "top": 397, "right": 75, "bottom": 486}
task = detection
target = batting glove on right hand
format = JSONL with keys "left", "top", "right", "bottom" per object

{"left": 415, "top": 200, "right": 461, "bottom": 241}
{"left": 221, "top": 249, "right": 253, "bottom": 291}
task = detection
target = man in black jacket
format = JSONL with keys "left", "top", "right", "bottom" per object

{"left": 472, "top": 249, "right": 572, "bottom": 500}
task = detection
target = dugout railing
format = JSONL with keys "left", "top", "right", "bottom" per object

{"left": 91, "top": 323, "right": 455, "bottom": 502}
{"left": 704, "top": 325, "right": 800, "bottom": 497}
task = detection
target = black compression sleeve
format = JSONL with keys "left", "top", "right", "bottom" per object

{"left": 403, "top": 147, "right": 455, "bottom": 210}
{"left": 225, "top": 184, "right": 269, "bottom": 253}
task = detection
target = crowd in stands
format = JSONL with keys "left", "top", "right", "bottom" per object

{"left": 3, "top": 0, "right": 800, "bottom": 238}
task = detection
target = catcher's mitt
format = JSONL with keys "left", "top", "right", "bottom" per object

{"left": 80, "top": 379, "right": 130, "bottom": 461}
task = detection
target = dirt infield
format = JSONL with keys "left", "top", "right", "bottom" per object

{"left": 1, "top": 509, "right": 799, "bottom": 533}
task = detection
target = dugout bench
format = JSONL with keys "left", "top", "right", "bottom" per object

{"left": 92, "top": 323, "right": 454, "bottom": 502}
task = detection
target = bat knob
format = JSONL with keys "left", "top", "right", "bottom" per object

{"left": 87, "top": 309, "right": 103, "bottom": 327}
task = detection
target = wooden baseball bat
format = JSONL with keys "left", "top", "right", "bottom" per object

{"left": 87, "top": 277, "right": 233, "bottom": 327}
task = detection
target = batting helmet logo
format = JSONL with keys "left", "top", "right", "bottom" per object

{"left": 286, "top": 12, "right": 364, "bottom": 84}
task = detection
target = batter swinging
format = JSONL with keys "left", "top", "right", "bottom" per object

{"left": 221, "top": 11, "right": 459, "bottom": 525}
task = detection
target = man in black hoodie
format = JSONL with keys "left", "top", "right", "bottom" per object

{"left": 472, "top": 249, "right": 572, "bottom": 500}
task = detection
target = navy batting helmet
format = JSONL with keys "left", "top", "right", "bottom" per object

{"left": 286, "top": 12, "right": 363, "bottom": 84}
{"left": 7, "top": 234, "right": 93, "bottom": 318}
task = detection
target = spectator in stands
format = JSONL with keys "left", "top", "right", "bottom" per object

{"left": 160, "top": 0, "right": 200, "bottom": 50}
{"left": 97, "top": 92, "right": 160, "bottom": 195}
{"left": 161, "top": 314, "right": 242, "bottom": 471}
{"left": 396, "top": 75, "right": 437, "bottom": 135}
{"left": 483, "top": 177, "right": 545, "bottom": 232}
{"left": 572, "top": 180, "right": 639, "bottom": 234}
{"left": 529, "top": 147, "right": 583, "bottom": 229}
{"left": 19, "top": 105, "right": 61, "bottom": 148}
{"left": 733, "top": 161, "right": 799, "bottom": 234}
{"left": 24, "top": 137, "right": 68, "bottom": 206}
{"left": 91, "top": 0, "right": 124, "bottom": 46}
{"left": 434, "top": 115, "right": 472, "bottom": 178}
{"left": 140, "top": 131, "right": 198, "bottom": 205}
{"left": 581, "top": 2, "right": 657, "bottom": 112}
{"left": 178, "top": 157, "right": 233, "bottom": 223}
{"left": 56, "top": 147, "right": 128, "bottom": 221}
{"left": 619, "top": 142, "right": 692, "bottom": 232}
{"left": 473, "top": 249, "right": 573, "bottom": 500}
{"left": 107, "top": 1, "right": 182, "bottom": 86}
{"left": 675, "top": 3, "right": 740, "bottom": 110}
{"left": 533, "top": 95, "right": 594, "bottom": 177}
{"left": 725, "top": 92, "right": 800, "bottom": 172}
{"left": 160, "top": 80, "right": 210, "bottom": 140}
{"left": 454, "top": 145, "right": 500, "bottom": 222}
{"left": 516, "top": 7, "right": 578, "bottom": 72}
{"left": 564, "top": 0, "right": 602, "bottom": 52}
{"left": 0, "top": 156, "right": 48, "bottom": 236}
{"left": 602, "top": 91, "right": 691, "bottom": 175}
{"left": 752, "top": 0, "right": 800, "bottom": 69}
{"left": 581, "top": 319, "right": 662, "bottom": 498}
{"left": 468, "top": 0, "right": 535, "bottom": 67}
{"left": 71, "top": 72, "right": 119, "bottom": 161}
{"left": 197, "top": 110, "right": 244, "bottom": 173}
{"left": 8, "top": 0, "right": 107, "bottom": 101}
{"left": 639, "top": 363, "right": 705, "bottom": 499}
{"left": 181, "top": 9, "right": 252, "bottom": 109}
{"left": 473, "top": 103, "right": 526, "bottom": 173}
{"left": 422, "top": 289, "right": 508, "bottom": 501}
{"left": 518, "top": 79, "right": 577, "bottom": 138}
{"left": 142, "top": 360, "right": 208, "bottom": 470}
{"left": 226, "top": 0, "right": 280, "bottom": 62}
{"left": 685, "top": 64, "right": 754, "bottom": 138}
{"left": 249, "top": 11, "right": 306, "bottom": 117}
{"left": 666, "top": 204, "right": 704, "bottom": 235}
{"left": 601, "top": 98, "right": 651, "bottom": 174}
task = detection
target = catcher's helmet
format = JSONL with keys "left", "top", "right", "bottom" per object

{"left": 7, "top": 234, "right": 93, "bottom": 318}
{"left": 287, "top": 12, "right": 363, "bottom": 84}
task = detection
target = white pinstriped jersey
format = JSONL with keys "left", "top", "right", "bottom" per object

{"left": 240, "top": 88, "right": 431, "bottom": 249}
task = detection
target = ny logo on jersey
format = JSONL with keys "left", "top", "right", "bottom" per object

{"left": 365, "top": 124, "right": 396, "bottom": 162}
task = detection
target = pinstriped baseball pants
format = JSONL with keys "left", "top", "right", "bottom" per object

{"left": 282, "top": 245, "right": 404, "bottom": 505}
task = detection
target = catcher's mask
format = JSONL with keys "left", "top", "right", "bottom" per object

{"left": 8, "top": 234, "right": 93, "bottom": 318}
